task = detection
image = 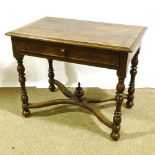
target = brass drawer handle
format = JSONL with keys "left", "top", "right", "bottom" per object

{"left": 60, "top": 48, "right": 66, "bottom": 55}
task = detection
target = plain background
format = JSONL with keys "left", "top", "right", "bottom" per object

{"left": 0, "top": 0, "right": 154, "bottom": 88}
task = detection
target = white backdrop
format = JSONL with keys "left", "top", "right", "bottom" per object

{"left": 0, "top": 0, "right": 154, "bottom": 88}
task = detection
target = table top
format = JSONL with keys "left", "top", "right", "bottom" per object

{"left": 6, "top": 17, "right": 146, "bottom": 52}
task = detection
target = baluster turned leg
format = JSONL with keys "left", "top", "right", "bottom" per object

{"left": 48, "top": 59, "right": 56, "bottom": 92}
{"left": 126, "top": 49, "right": 140, "bottom": 108}
{"left": 111, "top": 74, "right": 125, "bottom": 141}
{"left": 16, "top": 56, "right": 30, "bottom": 117}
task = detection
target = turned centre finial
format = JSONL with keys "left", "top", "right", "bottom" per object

{"left": 74, "top": 82, "right": 84, "bottom": 99}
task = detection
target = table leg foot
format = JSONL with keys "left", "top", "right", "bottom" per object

{"left": 110, "top": 132, "right": 120, "bottom": 141}
{"left": 49, "top": 85, "right": 56, "bottom": 92}
{"left": 22, "top": 110, "right": 31, "bottom": 118}
{"left": 126, "top": 101, "right": 133, "bottom": 108}
{"left": 111, "top": 112, "right": 121, "bottom": 141}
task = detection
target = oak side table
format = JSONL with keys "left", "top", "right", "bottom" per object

{"left": 6, "top": 17, "right": 146, "bottom": 140}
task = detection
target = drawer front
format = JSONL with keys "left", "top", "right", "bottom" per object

{"left": 66, "top": 46, "right": 119, "bottom": 67}
{"left": 12, "top": 37, "right": 67, "bottom": 58}
{"left": 12, "top": 37, "right": 119, "bottom": 68}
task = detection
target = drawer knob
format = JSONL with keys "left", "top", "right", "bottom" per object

{"left": 60, "top": 48, "right": 66, "bottom": 55}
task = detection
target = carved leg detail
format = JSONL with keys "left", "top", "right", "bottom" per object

{"left": 126, "top": 49, "right": 139, "bottom": 108}
{"left": 111, "top": 75, "right": 125, "bottom": 141}
{"left": 48, "top": 59, "right": 56, "bottom": 92}
{"left": 16, "top": 56, "right": 30, "bottom": 117}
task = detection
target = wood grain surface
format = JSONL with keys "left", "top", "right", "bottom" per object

{"left": 6, "top": 17, "right": 147, "bottom": 52}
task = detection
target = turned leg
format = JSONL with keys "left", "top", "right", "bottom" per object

{"left": 111, "top": 74, "right": 125, "bottom": 141}
{"left": 48, "top": 59, "right": 56, "bottom": 92}
{"left": 16, "top": 56, "right": 30, "bottom": 117}
{"left": 126, "top": 49, "right": 140, "bottom": 108}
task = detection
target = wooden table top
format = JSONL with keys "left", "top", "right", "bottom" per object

{"left": 6, "top": 17, "right": 147, "bottom": 52}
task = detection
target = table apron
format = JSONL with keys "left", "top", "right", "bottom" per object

{"left": 12, "top": 37, "right": 120, "bottom": 70}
